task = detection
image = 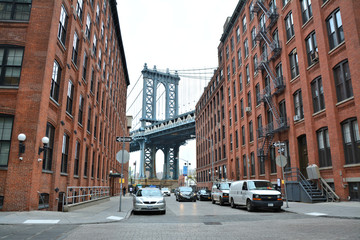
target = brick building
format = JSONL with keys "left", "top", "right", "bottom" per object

{"left": 195, "top": 0, "right": 360, "bottom": 201}
{"left": 0, "top": 0, "right": 130, "bottom": 211}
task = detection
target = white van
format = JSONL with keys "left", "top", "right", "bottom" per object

{"left": 229, "top": 180, "right": 283, "bottom": 211}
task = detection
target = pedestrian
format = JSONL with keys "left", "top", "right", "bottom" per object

{"left": 122, "top": 187, "right": 126, "bottom": 196}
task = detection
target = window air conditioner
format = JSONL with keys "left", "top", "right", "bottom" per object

{"left": 293, "top": 115, "right": 300, "bottom": 121}
{"left": 310, "top": 51, "right": 319, "bottom": 63}
{"left": 245, "top": 107, "right": 251, "bottom": 113}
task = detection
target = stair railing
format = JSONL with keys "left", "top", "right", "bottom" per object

{"left": 319, "top": 178, "right": 340, "bottom": 202}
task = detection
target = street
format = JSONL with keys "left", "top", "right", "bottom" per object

{"left": 0, "top": 195, "right": 359, "bottom": 240}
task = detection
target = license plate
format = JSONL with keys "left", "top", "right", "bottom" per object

{"left": 147, "top": 206, "right": 153, "bottom": 209}
{"left": 268, "top": 203, "right": 274, "bottom": 207}
{"left": 208, "top": 197, "right": 211, "bottom": 199}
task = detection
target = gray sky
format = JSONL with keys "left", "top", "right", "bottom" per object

{"left": 118, "top": 0, "right": 238, "bottom": 175}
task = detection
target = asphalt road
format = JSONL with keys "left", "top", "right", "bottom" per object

{"left": 0, "top": 195, "right": 359, "bottom": 240}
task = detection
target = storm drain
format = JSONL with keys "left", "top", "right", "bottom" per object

{"left": 203, "top": 222, "right": 222, "bottom": 225}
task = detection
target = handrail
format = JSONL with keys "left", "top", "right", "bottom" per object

{"left": 284, "top": 168, "right": 313, "bottom": 200}
{"left": 65, "top": 186, "right": 110, "bottom": 207}
{"left": 319, "top": 178, "right": 340, "bottom": 202}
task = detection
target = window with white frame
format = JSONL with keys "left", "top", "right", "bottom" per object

{"left": 326, "top": 9, "right": 344, "bottom": 50}
{"left": 0, "top": 116, "right": 13, "bottom": 167}
{"left": 333, "top": 59, "right": 353, "bottom": 103}
{"left": 58, "top": 5, "right": 68, "bottom": 45}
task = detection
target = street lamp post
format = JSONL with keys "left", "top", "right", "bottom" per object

{"left": 191, "top": 135, "right": 214, "bottom": 183}
{"left": 133, "top": 161, "right": 136, "bottom": 185}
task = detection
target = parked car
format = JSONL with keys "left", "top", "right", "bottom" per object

{"left": 229, "top": 180, "right": 283, "bottom": 212}
{"left": 133, "top": 187, "right": 166, "bottom": 214}
{"left": 211, "top": 181, "right": 232, "bottom": 205}
{"left": 161, "top": 187, "right": 171, "bottom": 196}
{"left": 197, "top": 189, "right": 211, "bottom": 201}
{"left": 176, "top": 187, "right": 196, "bottom": 202}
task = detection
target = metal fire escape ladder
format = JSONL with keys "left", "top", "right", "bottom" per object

{"left": 252, "top": 0, "right": 287, "bottom": 161}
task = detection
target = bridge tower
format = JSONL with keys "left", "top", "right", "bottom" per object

{"left": 138, "top": 64, "right": 181, "bottom": 180}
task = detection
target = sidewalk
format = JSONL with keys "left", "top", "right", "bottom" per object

{"left": 283, "top": 201, "right": 360, "bottom": 219}
{"left": 0, "top": 195, "right": 133, "bottom": 225}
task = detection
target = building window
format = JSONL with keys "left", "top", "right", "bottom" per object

{"left": 38, "top": 193, "right": 49, "bottom": 209}
{"left": 87, "top": 106, "right": 92, "bottom": 132}
{"left": 232, "top": 57, "right": 235, "bottom": 74}
{"left": 255, "top": 83, "right": 260, "bottom": 106}
{"left": 246, "top": 64, "right": 250, "bottom": 84}
{"left": 92, "top": 34, "right": 97, "bottom": 55}
{"left": 242, "top": 15, "right": 247, "bottom": 32}
{"left": 251, "top": 27, "right": 256, "bottom": 48}
{"left": 43, "top": 122, "right": 55, "bottom": 171}
{"left": 283, "top": 0, "right": 290, "bottom": 7}
{"left": 58, "top": 5, "right": 68, "bottom": 45}
{"left": 76, "top": 0, "right": 83, "bottom": 20}
{"left": 226, "top": 45, "right": 229, "bottom": 60}
{"left": 237, "top": 48, "right": 242, "bottom": 66}
{"left": 247, "top": 91, "right": 251, "bottom": 108}
{"left": 241, "top": 125, "right": 245, "bottom": 145}
{"left": 230, "top": 37, "right": 234, "bottom": 52}
{"left": 82, "top": 52, "right": 88, "bottom": 80}
{"left": 74, "top": 141, "right": 80, "bottom": 176}
{"left": 249, "top": 121, "right": 254, "bottom": 142}
{"left": 317, "top": 128, "right": 332, "bottom": 167}
{"left": 85, "top": 13, "right": 91, "bottom": 40}
{"left": 78, "top": 94, "right": 84, "bottom": 125}
{"left": 270, "top": 147, "right": 277, "bottom": 173}
{"left": 236, "top": 26, "right": 240, "bottom": 42}
{"left": 72, "top": 32, "right": 79, "bottom": 66}
{"left": 279, "top": 100, "right": 287, "bottom": 125}
{"left": 289, "top": 49, "right": 299, "bottom": 79}
{"left": 285, "top": 11, "right": 294, "bottom": 41}
{"left": 300, "top": 0, "right": 312, "bottom": 24}
{"left": 311, "top": 77, "right": 325, "bottom": 113}
{"left": 61, "top": 134, "right": 69, "bottom": 173}
{"left": 229, "top": 109, "right": 232, "bottom": 126}
{"left": 250, "top": 152, "right": 255, "bottom": 176}
{"left": 230, "top": 134, "right": 233, "bottom": 151}
{"left": 244, "top": 39, "right": 249, "bottom": 58}
{"left": 84, "top": 146, "right": 89, "bottom": 177}
{"left": 0, "top": 115, "right": 13, "bottom": 167}
{"left": 249, "top": 1, "right": 254, "bottom": 21}
{"left": 257, "top": 115, "right": 262, "bottom": 139}
{"left": 259, "top": 155, "right": 265, "bottom": 175}
{"left": 293, "top": 89, "right": 304, "bottom": 120}
{"left": 305, "top": 31, "right": 318, "bottom": 66}
{"left": 240, "top": 98, "right": 244, "bottom": 117}
{"left": 0, "top": 46, "right": 24, "bottom": 86}
{"left": 50, "top": 60, "right": 61, "bottom": 102}
{"left": 253, "top": 54, "right": 258, "bottom": 74}
{"left": 333, "top": 60, "right": 353, "bottom": 102}
{"left": 90, "top": 68, "right": 95, "bottom": 93}
{"left": 66, "top": 80, "right": 74, "bottom": 115}
{"left": 341, "top": 118, "right": 360, "bottom": 164}
{"left": 0, "top": 0, "right": 32, "bottom": 21}
{"left": 235, "top": 130, "right": 239, "bottom": 148}
{"left": 239, "top": 73, "right": 243, "bottom": 92}
{"left": 326, "top": 9, "right": 344, "bottom": 50}
{"left": 243, "top": 154, "right": 247, "bottom": 177}
{"left": 234, "top": 104, "right": 238, "bottom": 122}
{"left": 96, "top": 4, "right": 100, "bottom": 24}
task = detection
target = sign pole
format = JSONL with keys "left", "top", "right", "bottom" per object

{"left": 119, "top": 137, "right": 125, "bottom": 212}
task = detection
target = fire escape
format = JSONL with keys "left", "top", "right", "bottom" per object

{"left": 251, "top": 0, "right": 288, "bottom": 161}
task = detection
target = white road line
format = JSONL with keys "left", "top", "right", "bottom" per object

{"left": 305, "top": 212, "right": 328, "bottom": 216}
{"left": 106, "top": 216, "right": 124, "bottom": 221}
{"left": 23, "top": 220, "right": 60, "bottom": 224}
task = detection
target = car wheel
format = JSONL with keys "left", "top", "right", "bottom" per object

{"left": 161, "top": 210, "right": 166, "bottom": 215}
{"left": 246, "top": 199, "right": 254, "bottom": 212}
{"left": 219, "top": 197, "right": 224, "bottom": 206}
{"left": 211, "top": 197, "right": 215, "bottom": 204}
{"left": 274, "top": 207, "right": 281, "bottom": 212}
{"left": 230, "top": 199, "right": 236, "bottom": 208}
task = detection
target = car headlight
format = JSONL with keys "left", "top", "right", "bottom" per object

{"left": 179, "top": 193, "right": 183, "bottom": 196}
{"left": 157, "top": 199, "right": 164, "bottom": 204}
{"left": 135, "top": 198, "right": 143, "bottom": 204}
{"left": 277, "top": 195, "right": 282, "bottom": 200}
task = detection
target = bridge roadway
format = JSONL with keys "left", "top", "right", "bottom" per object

{"left": 129, "top": 110, "right": 195, "bottom": 152}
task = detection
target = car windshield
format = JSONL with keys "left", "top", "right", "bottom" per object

{"left": 220, "top": 183, "right": 231, "bottom": 190}
{"left": 248, "top": 181, "right": 274, "bottom": 190}
{"left": 138, "top": 189, "right": 162, "bottom": 197}
{"left": 162, "top": 188, "right": 169, "bottom": 191}
{"left": 200, "top": 190, "right": 210, "bottom": 194}
{"left": 179, "top": 187, "right": 192, "bottom": 192}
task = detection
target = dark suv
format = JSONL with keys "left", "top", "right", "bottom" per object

{"left": 176, "top": 187, "right": 196, "bottom": 202}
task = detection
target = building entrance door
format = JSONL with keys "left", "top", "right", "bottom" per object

{"left": 297, "top": 135, "right": 308, "bottom": 178}
{"left": 58, "top": 192, "right": 65, "bottom": 211}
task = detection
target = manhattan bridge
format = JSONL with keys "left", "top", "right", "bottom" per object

{"left": 127, "top": 63, "right": 214, "bottom": 181}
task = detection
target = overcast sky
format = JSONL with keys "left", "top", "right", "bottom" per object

{"left": 117, "top": 0, "right": 239, "bottom": 175}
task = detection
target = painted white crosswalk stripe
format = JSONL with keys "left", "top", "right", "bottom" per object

{"left": 23, "top": 220, "right": 60, "bottom": 224}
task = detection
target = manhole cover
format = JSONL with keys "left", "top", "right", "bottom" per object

{"left": 203, "top": 222, "right": 222, "bottom": 225}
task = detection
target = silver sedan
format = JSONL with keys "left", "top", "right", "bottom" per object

{"left": 133, "top": 188, "right": 166, "bottom": 214}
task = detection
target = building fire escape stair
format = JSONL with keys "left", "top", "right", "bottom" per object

{"left": 252, "top": 0, "right": 288, "bottom": 160}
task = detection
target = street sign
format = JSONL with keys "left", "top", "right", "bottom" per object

{"left": 276, "top": 155, "right": 287, "bottom": 167}
{"left": 116, "top": 136, "right": 132, "bottom": 142}
{"left": 116, "top": 150, "right": 130, "bottom": 164}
